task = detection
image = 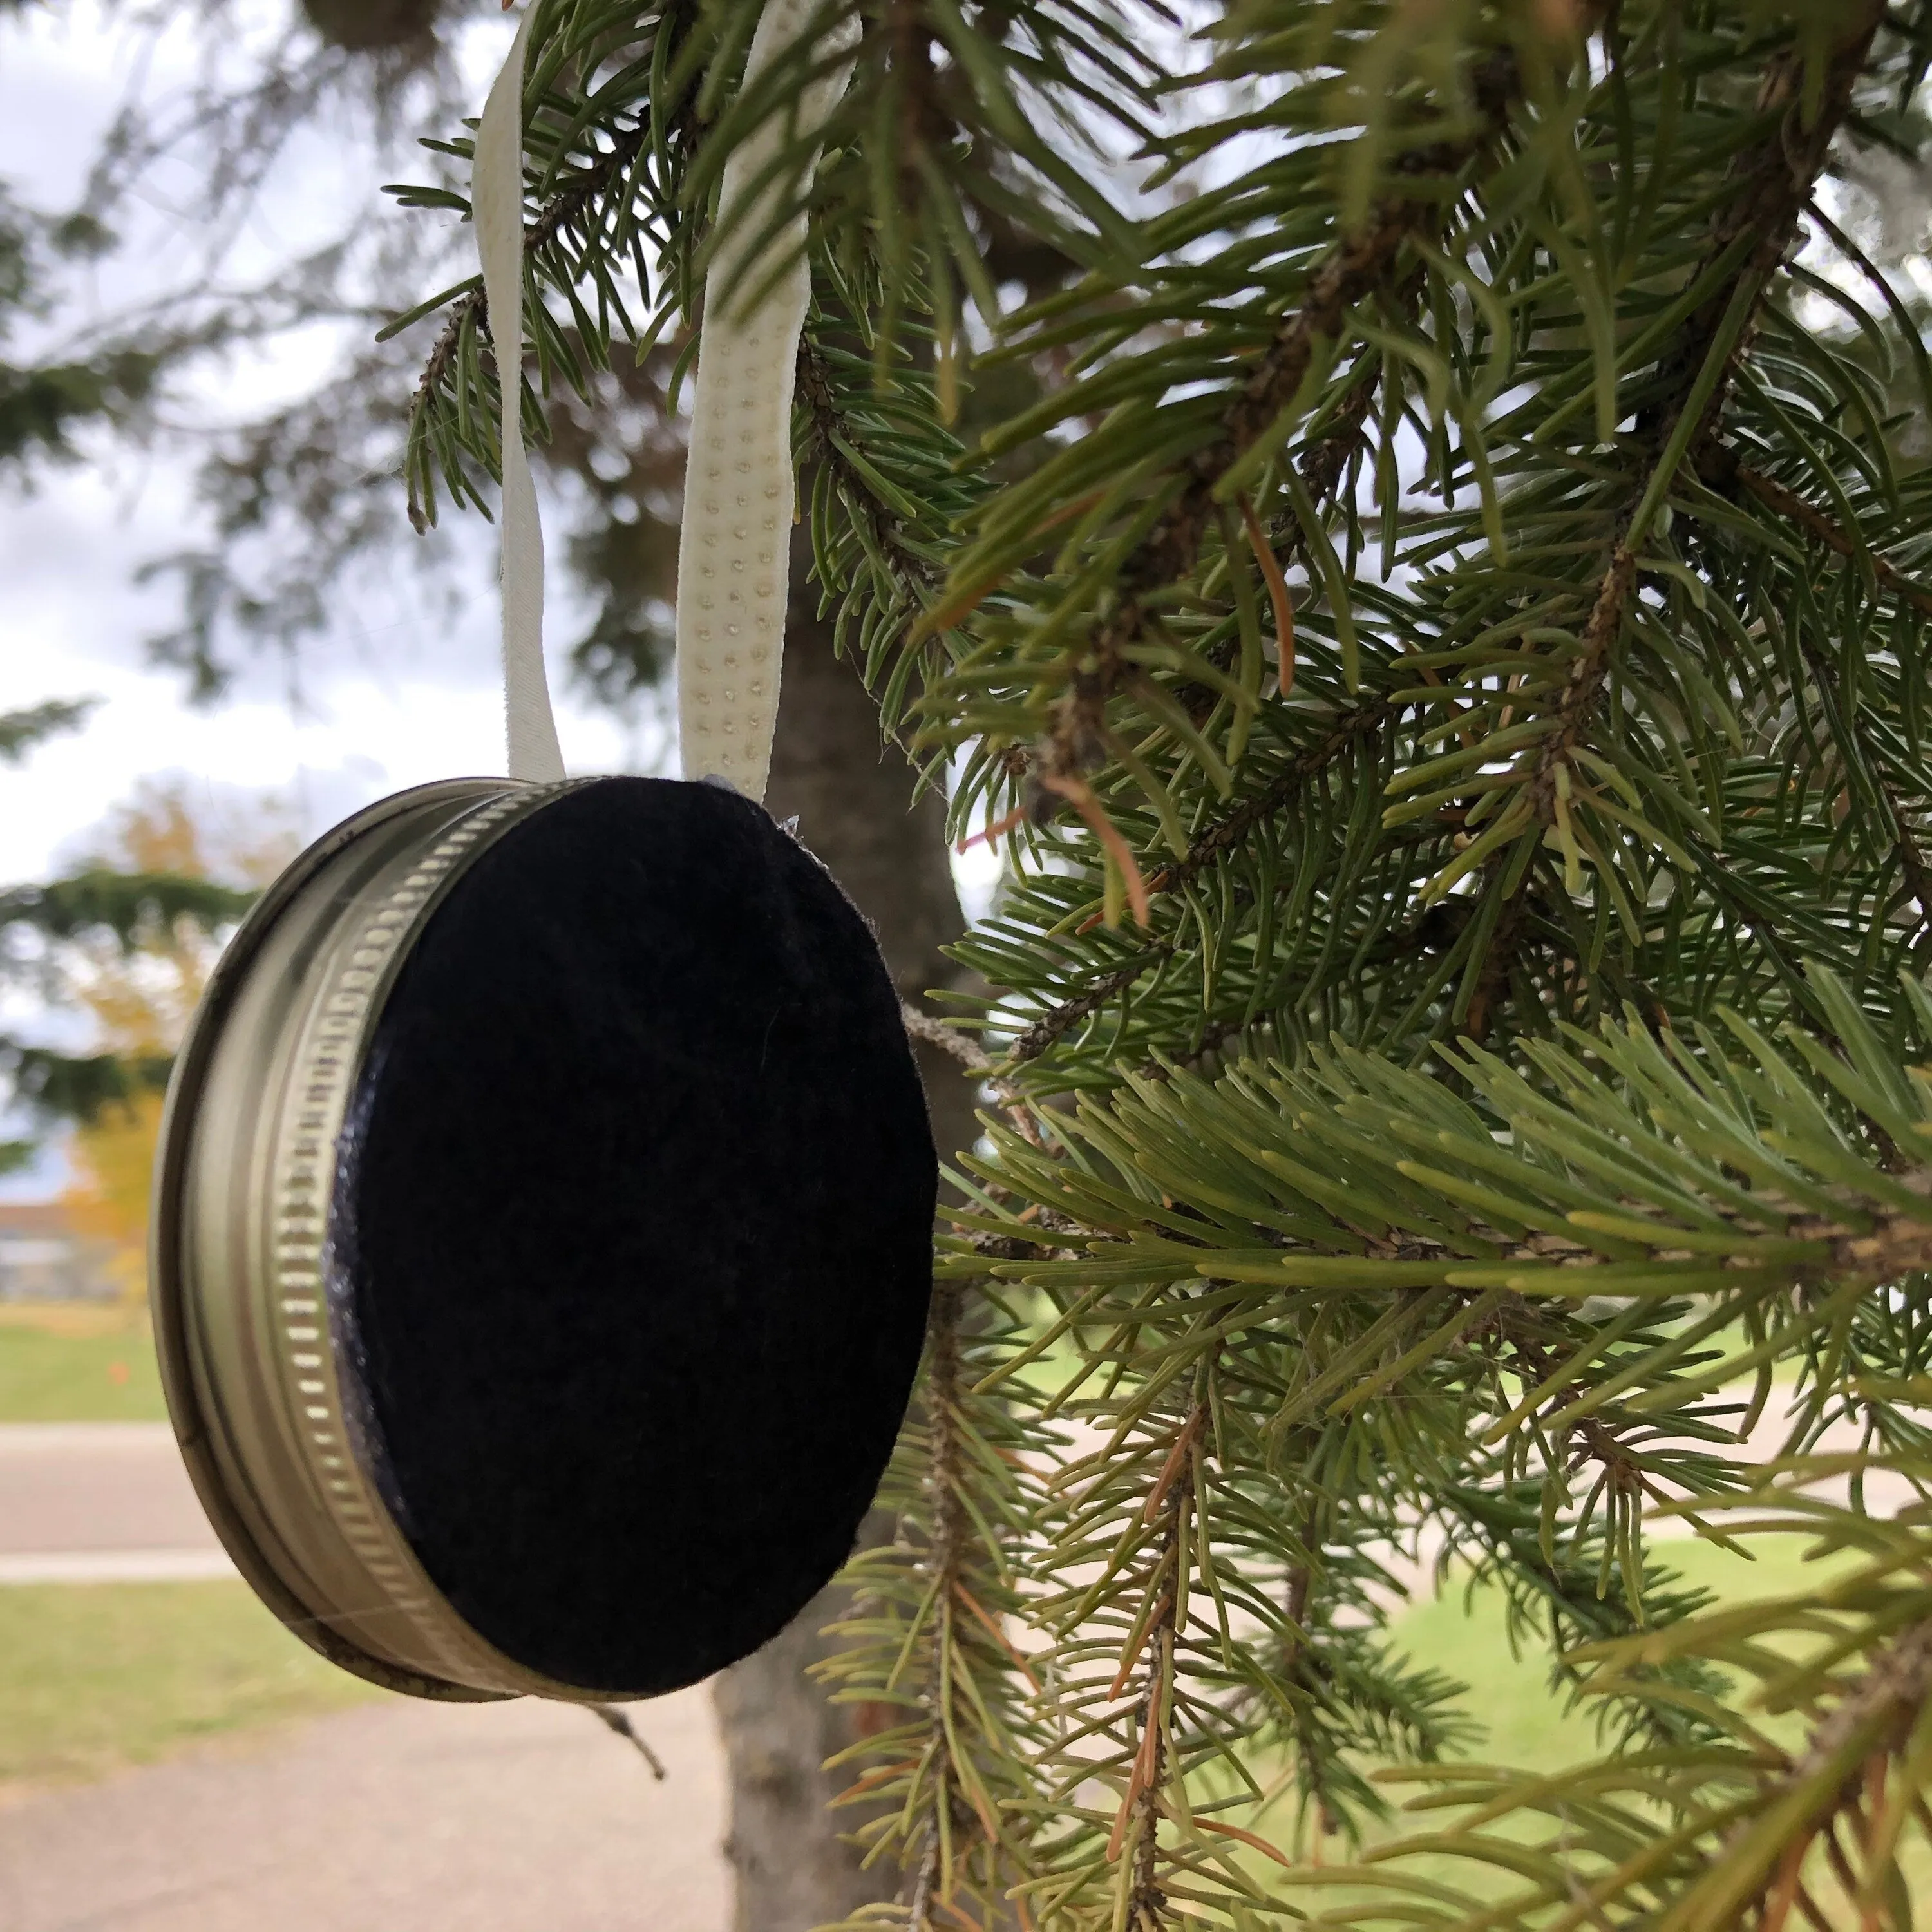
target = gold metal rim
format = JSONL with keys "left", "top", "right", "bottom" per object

{"left": 151, "top": 776, "right": 624, "bottom": 1702}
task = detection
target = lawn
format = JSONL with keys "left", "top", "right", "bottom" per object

{"left": 0, "top": 1304, "right": 167, "bottom": 1423}
{"left": 1387, "top": 1531, "right": 1839, "bottom": 1766}
{"left": 0, "top": 1581, "right": 384, "bottom": 1792}
{"left": 0, "top": 1308, "right": 380, "bottom": 1794}
{"left": 0, "top": 1511, "right": 1882, "bottom": 1920}
{"left": 1217, "top": 1533, "right": 1918, "bottom": 1919}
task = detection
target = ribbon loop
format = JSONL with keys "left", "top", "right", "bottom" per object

{"left": 473, "top": 0, "right": 849, "bottom": 799}
{"left": 676, "top": 0, "right": 850, "bottom": 800}
{"left": 474, "top": 3, "right": 565, "bottom": 784}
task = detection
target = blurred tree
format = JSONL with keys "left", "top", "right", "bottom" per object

{"left": 50, "top": 783, "right": 293, "bottom": 1297}
{"left": 0, "top": 747, "right": 256, "bottom": 1211}
{"left": 0, "top": 186, "right": 155, "bottom": 473}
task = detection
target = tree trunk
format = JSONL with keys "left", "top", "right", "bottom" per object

{"left": 709, "top": 545, "right": 980, "bottom": 1932}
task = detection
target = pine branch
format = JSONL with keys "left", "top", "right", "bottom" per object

{"left": 1726, "top": 1616, "right": 1932, "bottom": 1927}
{"left": 815, "top": 1278, "right": 1041, "bottom": 1929}
{"left": 907, "top": 1282, "right": 980, "bottom": 1931}
{"left": 1336, "top": 1492, "right": 1932, "bottom": 1930}
{"left": 393, "top": 0, "right": 710, "bottom": 529}
{"left": 1041, "top": 51, "right": 1523, "bottom": 790}
{"left": 998, "top": 698, "right": 1397, "bottom": 1066}
{"left": 902, "top": 1001, "right": 992, "bottom": 1074}
{"left": 1144, "top": 697, "right": 1399, "bottom": 906}
{"left": 378, "top": 9, "right": 1932, "bottom": 1921}
{"left": 400, "top": 113, "right": 657, "bottom": 531}
{"left": 1679, "top": 442, "right": 1932, "bottom": 946}
{"left": 1176, "top": 350, "right": 1394, "bottom": 712}
{"left": 797, "top": 334, "right": 939, "bottom": 596}
{"left": 0, "top": 699, "right": 97, "bottom": 763}
{"left": 587, "top": 1701, "right": 667, "bottom": 1779}
{"left": 1460, "top": 6, "right": 1888, "bottom": 1028}
{"left": 1119, "top": 1502, "right": 1180, "bottom": 1931}
{"left": 1005, "top": 950, "right": 1170, "bottom": 1066}
{"left": 1531, "top": 4, "right": 1885, "bottom": 792}
{"left": 1785, "top": 621, "right": 1932, "bottom": 953}
{"left": 0, "top": 871, "right": 256, "bottom": 949}
{"left": 1716, "top": 446, "right": 1932, "bottom": 621}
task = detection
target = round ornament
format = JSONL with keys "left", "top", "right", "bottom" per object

{"left": 153, "top": 774, "right": 935, "bottom": 1700}
{"left": 149, "top": 0, "right": 934, "bottom": 1702}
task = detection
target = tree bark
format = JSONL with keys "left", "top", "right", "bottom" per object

{"left": 709, "top": 542, "right": 981, "bottom": 1932}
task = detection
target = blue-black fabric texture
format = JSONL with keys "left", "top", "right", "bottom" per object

{"left": 329, "top": 775, "right": 937, "bottom": 1695}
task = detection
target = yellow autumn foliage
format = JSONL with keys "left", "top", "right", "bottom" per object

{"left": 58, "top": 782, "right": 296, "bottom": 1303}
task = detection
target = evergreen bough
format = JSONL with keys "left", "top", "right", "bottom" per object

{"left": 0, "top": 703, "right": 252, "bottom": 1144}
{"left": 399, "top": 1, "right": 1932, "bottom": 1923}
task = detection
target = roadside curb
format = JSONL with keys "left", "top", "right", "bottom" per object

{"left": 0, "top": 1423, "right": 179, "bottom": 1451}
{"left": 0, "top": 1549, "right": 235, "bottom": 1585}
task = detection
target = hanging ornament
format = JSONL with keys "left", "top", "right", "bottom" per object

{"left": 149, "top": 0, "right": 936, "bottom": 1703}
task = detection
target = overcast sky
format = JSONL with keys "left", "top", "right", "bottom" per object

{"left": 0, "top": 0, "right": 659, "bottom": 895}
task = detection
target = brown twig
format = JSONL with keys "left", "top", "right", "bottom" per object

{"left": 1241, "top": 500, "right": 1297, "bottom": 697}
{"left": 903, "top": 1001, "right": 994, "bottom": 1074}
{"left": 1142, "top": 1410, "right": 1205, "bottom": 1525}
{"left": 903, "top": 1282, "right": 975, "bottom": 1931}
{"left": 954, "top": 1580, "right": 1042, "bottom": 1691}
{"left": 1719, "top": 456, "right": 1932, "bottom": 620}
{"left": 1038, "top": 772, "right": 1152, "bottom": 927}
{"left": 886, "top": 1278, "right": 1033, "bottom": 1926}
{"left": 1194, "top": 1816, "right": 1294, "bottom": 1868}
{"left": 1106, "top": 1589, "right": 1173, "bottom": 1705}
{"left": 1761, "top": 1837, "right": 1808, "bottom": 1932}
{"left": 1101, "top": 1397, "right": 1209, "bottom": 1932}
{"left": 588, "top": 1701, "right": 667, "bottom": 1779}
{"left": 1174, "top": 369, "right": 1388, "bottom": 717}
{"left": 1005, "top": 952, "right": 1172, "bottom": 1066}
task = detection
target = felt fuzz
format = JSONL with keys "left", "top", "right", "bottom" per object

{"left": 328, "top": 776, "right": 936, "bottom": 1696}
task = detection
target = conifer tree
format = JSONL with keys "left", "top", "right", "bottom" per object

{"left": 0, "top": 726, "right": 260, "bottom": 1150}
{"left": 393, "top": 0, "right": 1932, "bottom": 1924}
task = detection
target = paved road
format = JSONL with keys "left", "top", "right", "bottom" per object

{"left": 0, "top": 1686, "right": 727, "bottom": 1932}
{"left": 0, "top": 1423, "right": 732, "bottom": 1931}
{"left": 0, "top": 1425, "right": 227, "bottom": 1580}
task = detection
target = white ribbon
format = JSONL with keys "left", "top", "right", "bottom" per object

{"left": 474, "top": 1, "right": 564, "bottom": 784}
{"left": 473, "top": 0, "right": 849, "bottom": 799}
{"left": 675, "top": 0, "right": 849, "bottom": 800}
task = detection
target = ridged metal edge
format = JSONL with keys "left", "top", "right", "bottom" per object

{"left": 151, "top": 776, "right": 633, "bottom": 1702}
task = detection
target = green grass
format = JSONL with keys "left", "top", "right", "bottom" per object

{"left": 1203, "top": 1535, "right": 1918, "bottom": 1918}
{"left": 0, "top": 1309, "right": 167, "bottom": 1422}
{"left": 0, "top": 1582, "right": 384, "bottom": 1791}
{"left": 1386, "top": 1532, "right": 1841, "bottom": 1770}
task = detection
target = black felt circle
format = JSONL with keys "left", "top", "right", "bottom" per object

{"left": 328, "top": 777, "right": 936, "bottom": 1696}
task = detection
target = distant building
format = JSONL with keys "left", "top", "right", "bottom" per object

{"left": 0, "top": 1203, "right": 122, "bottom": 1301}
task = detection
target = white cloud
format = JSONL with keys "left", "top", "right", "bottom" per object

{"left": 1, "top": 1, "right": 685, "bottom": 875}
